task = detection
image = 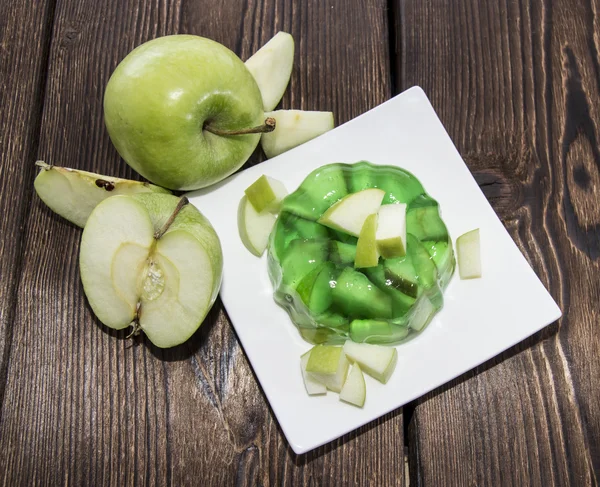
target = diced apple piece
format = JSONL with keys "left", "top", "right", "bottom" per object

{"left": 261, "top": 110, "right": 334, "bottom": 158}
{"left": 318, "top": 188, "right": 385, "bottom": 237}
{"left": 244, "top": 175, "right": 288, "bottom": 213}
{"left": 305, "top": 345, "right": 349, "bottom": 393}
{"left": 245, "top": 32, "right": 294, "bottom": 111}
{"left": 376, "top": 203, "right": 407, "bottom": 258}
{"left": 342, "top": 341, "right": 398, "bottom": 384}
{"left": 300, "top": 351, "right": 327, "bottom": 395}
{"left": 456, "top": 228, "right": 481, "bottom": 279}
{"left": 339, "top": 364, "right": 366, "bottom": 407}
{"left": 237, "top": 195, "right": 276, "bottom": 256}
{"left": 354, "top": 213, "right": 379, "bottom": 268}
{"left": 34, "top": 161, "right": 170, "bottom": 228}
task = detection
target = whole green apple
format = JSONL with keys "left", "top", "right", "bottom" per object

{"left": 104, "top": 35, "right": 270, "bottom": 191}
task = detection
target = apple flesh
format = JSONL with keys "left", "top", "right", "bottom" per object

{"left": 354, "top": 213, "right": 379, "bottom": 268}
{"left": 245, "top": 32, "right": 294, "bottom": 111}
{"left": 342, "top": 341, "right": 398, "bottom": 384}
{"left": 244, "top": 174, "right": 288, "bottom": 213}
{"left": 376, "top": 203, "right": 407, "bottom": 259}
{"left": 237, "top": 195, "right": 276, "bottom": 256}
{"left": 318, "top": 188, "right": 385, "bottom": 237}
{"left": 339, "top": 364, "right": 366, "bottom": 407}
{"left": 456, "top": 228, "right": 481, "bottom": 279}
{"left": 305, "top": 345, "right": 349, "bottom": 392}
{"left": 104, "top": 35, "right": 268, "bottom": 191}
{"left": 34, "top": 161, "right": 170, "bottom": 227}
{"left": 79, "top": 193, "right": 223, "bottom": 348}
{"left": 261, "top": 110, "right": 334, "bottom": 158}
{"left": 300, "top": 350, "right": 327, "bottom": 395}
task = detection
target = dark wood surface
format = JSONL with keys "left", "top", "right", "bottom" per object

{"left": 0, "top": 0, "right": 598, "bottom": 485}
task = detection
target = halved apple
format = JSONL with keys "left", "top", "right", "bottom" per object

{"left": 342, "top": 341, "right": 398, "bottom": 384}
{"left": 244, "top": 174, "right": 288, "bottom": 213}
{"left": 376, "top": 203, "right": 407, "bottom": 258}
{"left": 456, "top": 228, "right": 482, "bottom": 279}
{"left": 339, "top": 364, "right": 366, "bottom": 407}
{"left": 300, "top": 350, "right": 327, "bottom": 395}
{"left": 354, "top": 213, "right": 379, "bottom": 268}
{"left": 318, "top": 188, "right": 385, "bottom": 237}
{"left": 34, "top": 161, "right": 170, "bottom": 227}
{"left": 261, "top": 110, "right": 334, "bottom": 158}
{"left": 237, "top": 195, "right": 276, "bottom": 256}
{"left": 79, "top": 194, "right": 223, "bottom": 348}
{"left": 305, "top": 345, "right": 349, "bottom": 392}
{"left": 245, "top": 31, "right": 294, "bottom": 111}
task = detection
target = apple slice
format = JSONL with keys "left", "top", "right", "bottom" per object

{"left": 339, "top": 364, "right": 366, "bottom": 407}
{"left": 376, "top": 203, "right": 407, "bottom": 258}
{"left": 244, "top": 174, "right": 288, "bottom": 213}
{"left": 354, "top": 213, "right": 379, "bottom": 268}
{"left": 237, "top": 195, "right": 276, "bottom": 256}
{"left": 318, "top": 188, "right": 385, "bottom": 237}
{"left": 342, "top": 341, "right": 398, "bottom": 384}
{"left": 456, "top": 228, "right": 481, "bottom": 279}
{"left": 305, "top": 345, "right": 349, "bottom": 392}
{"left": 261, "top": 110, "right": 334, "bottom": 158}
{"left": 34, "top": 161, "right": 170, "bottom": 227}
{"left": 79, "top": 194, "right": 223, "bottom": 348}
{"left": 300, "top": 351, "right": 327, "bottom": 395}
{"left": 245, "top": 31, "right": 294, "bottom": 111}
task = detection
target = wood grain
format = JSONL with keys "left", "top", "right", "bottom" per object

{"left": 396, "top": 0, "right": 600, "bottom": 484}
{"left": 0, "top": 1, "right": 401, "bottom": 485}
{"left": 0, "top": 1, "right": 55, "bottom": 410}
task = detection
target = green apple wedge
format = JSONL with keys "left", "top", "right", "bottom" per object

{"left": 354, "top": 213, "right": 379, "bottom": 268}
{"left": 376, "top": 203, "right": 407, "bottom": 259}
{"left": 339, "top": 364, "right": 366, "bottom": 407}
{"left": 318, "top": 188, "right": 385, "bottom": 237}
{"left": 33, "top": 161, "right": 170, "bottom": 228}
{"left": 305, "top": 345, "right": 349, "bottom": 392}
{"left": 79, "top": 193, "right": 222, "bottom": 348}
{"left": 244, "top": 174, "right": 288, "bottom": 213}
{"left": 104, "top": 35, "right": 273, "bottom": 191}
{"left": 245, "top": 32, "right": 294, "bottom": 111}
{"left": 261, "top": 110, "right": 334, "bottom": 158}
{"left": 237, "top": 195, "right": 276, "bottom": 256}
{"left": 456, "top": 228, "right": 482, "bottom": 279}
{"left": 342, "top": 341, "right": 398, "bottom": 384}
{"left": 300, "top": 350, "right": 327, "bottom": 395}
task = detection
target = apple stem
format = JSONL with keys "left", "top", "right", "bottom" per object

{"left": 204, "top": 117, "right": 276, "bottom": 136}
{"left": 35, "top": 161, "right": 52, "bottom": 170}
{"left": 126, "top": 301, "right": 142, "bottom": 339}
{"left": 154, "top": 196, "right": 189, "bottom": 240}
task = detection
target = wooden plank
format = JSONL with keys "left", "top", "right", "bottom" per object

{"left": 0, "top": 2, "right": 55, "bottom": 407}
{"left": 396, "top": 0, "right": 600, "bottom": 484}
{"left": 0, "top": 0, "right": 400, "bottom": 485}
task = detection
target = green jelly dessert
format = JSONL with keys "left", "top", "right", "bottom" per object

{"left": 268, "top": 161, "right": 455, "bottom": 345}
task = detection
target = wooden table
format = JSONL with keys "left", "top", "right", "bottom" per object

{"left": 1, "top": 0, "right": 599, "bottom": 485}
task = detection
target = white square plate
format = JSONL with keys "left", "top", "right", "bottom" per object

{"left": 187, "top": 87, "right": 561, "bottom": 454}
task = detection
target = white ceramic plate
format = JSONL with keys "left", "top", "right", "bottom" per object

{"left": 187, "top": 87, "right": 561, "bottom": 454}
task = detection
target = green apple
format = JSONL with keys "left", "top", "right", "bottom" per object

{"left": 244, "top": 174, "right": 288, "bottom": 213}
{"left": 104, "top": 35, "right": 273, "bottom": 191}
{"left": 339, "top": 364, "right": 366, "bottom": 407}
{"left": 79, "top": 193, "right": 223, "bottom": 348}
{"left": 300, "top": 350, "right": 327, "bottom": 395}
{"left": 376, "top": 203, "right": 407, "bottom": 258}
{"left": 305, "top": 344, "right": 349, "bottom": 392}
{"left": 343, "top": 341, "right": 397, "bottom": 384}
{"left": 456, "top": 228, "right": 481, "bottom": 279}
{"left": 245, "top": 32, "right": 294, "bottom": 111}
{"left": 33, "top": 161, "right": 170, "bottom": 227}
{"left": 354, "top": 213, "right": 379, "bottom": 268}
{"left": 261, "top": 110, "right": 334, "bottom": 158}
{"left": 318, "top": 188, "right": 385, "bottom": 237}
{"left": 237, "top": 195, "right": 276, "bottom": 256}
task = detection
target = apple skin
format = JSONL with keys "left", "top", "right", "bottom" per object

{"left": 104, "top": 35, "right": 264, "bottom": 191}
